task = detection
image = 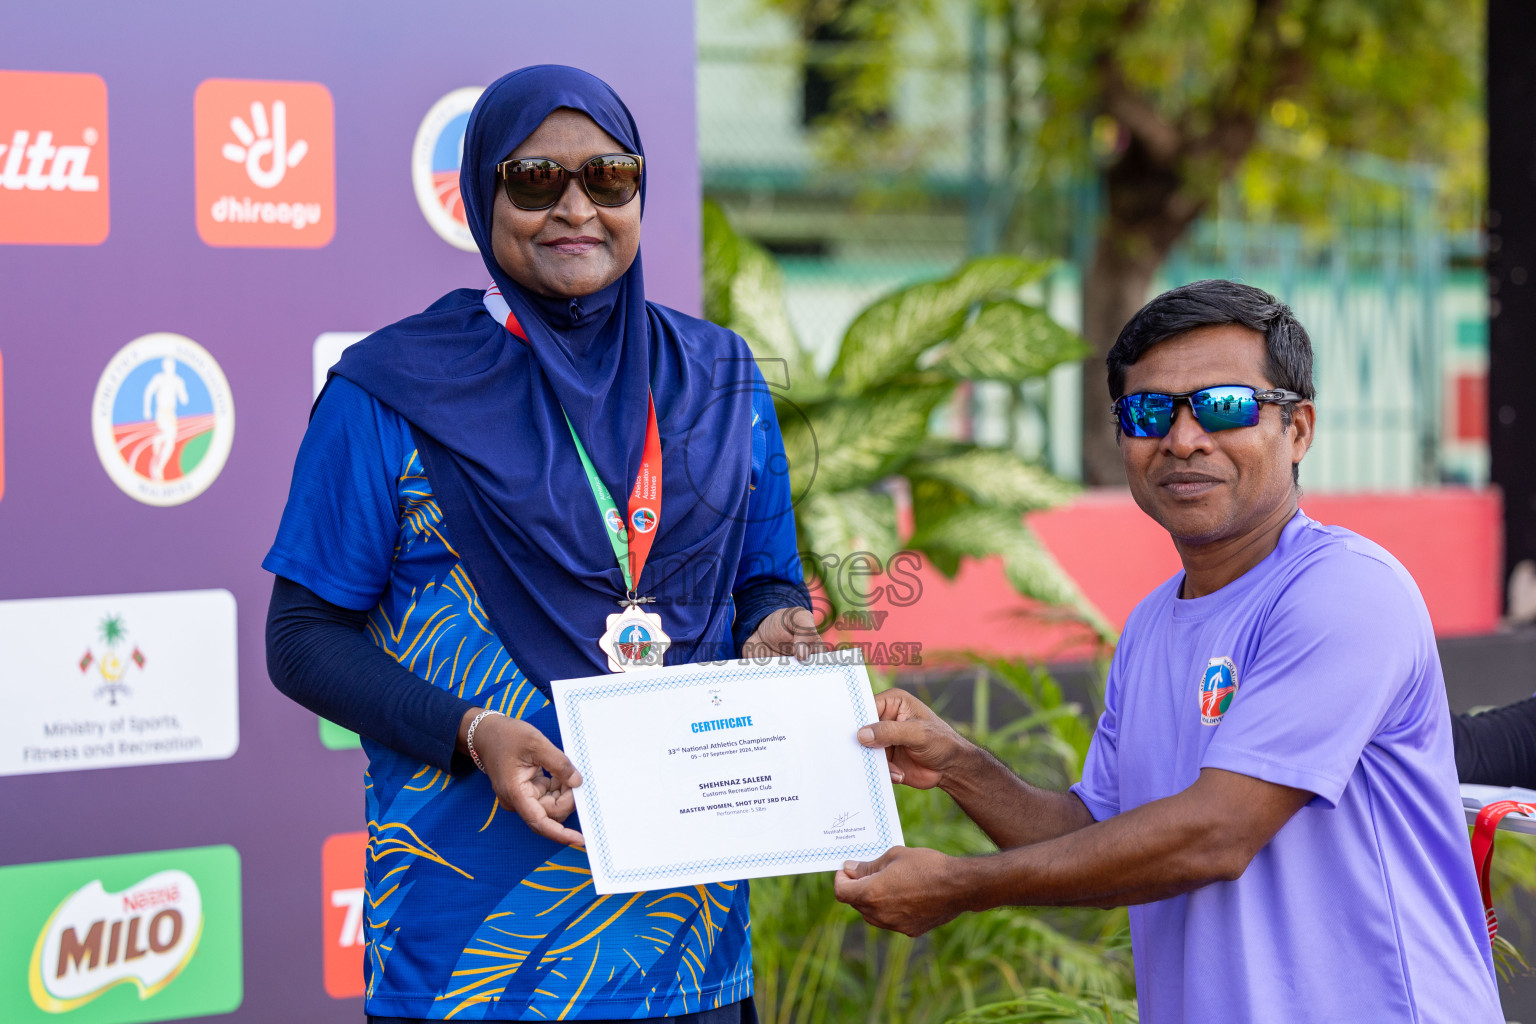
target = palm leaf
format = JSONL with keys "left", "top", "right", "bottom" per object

{"left": 703, "top": 200, "right": 823, "bottom": 394}
{"left": 828, "top": 255, "right": 1052, "bottom": 396}
{"left": 906, "top": 445, "right": 1080, "bottom": 512}
{"left": 780, "top": 383, "right": 953, "bottom": 494}
{"left": 934, "top": 300, "right": 1092, "bottom": 383}
{"left": 910, "top": 506, "right": 1114, "bottom": 640}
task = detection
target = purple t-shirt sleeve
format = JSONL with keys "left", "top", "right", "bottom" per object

{"left": 1071, "top": 650, "right": 1126, "bottom": 821}
{"left": 1200, "top": 550, "right": 1421, "bottom": 808}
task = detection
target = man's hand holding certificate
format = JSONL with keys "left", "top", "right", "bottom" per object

{"left": 552, "top": 653, "right": 904, "bottom": 894}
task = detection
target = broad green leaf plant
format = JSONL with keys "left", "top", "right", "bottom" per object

{"left": 703, "top": 201, "right": 1112, "bottom": 640}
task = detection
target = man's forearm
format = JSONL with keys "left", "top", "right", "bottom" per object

{"left": 950, "top": 786, "right": 1243, "bottom": 911}
{"left": 940, "top": 743, "right": 1095, "bottom": 849}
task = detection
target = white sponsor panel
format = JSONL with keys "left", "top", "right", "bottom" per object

{"left": 32, "top": 870, "right": 202, "bottom": 1010}
{"left": 311, "top": 332, "right": 367, "bottom": 398}
{"left": 0, "top": 589, "right": 238, "bottom": 776}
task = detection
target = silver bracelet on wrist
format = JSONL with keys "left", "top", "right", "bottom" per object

{"left": 465, "top": 709, "right": 504, "bottom": 773}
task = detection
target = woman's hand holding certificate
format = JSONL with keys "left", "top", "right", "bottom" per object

{"left": 551, "top": 653, "right": 904, "bottom": 894}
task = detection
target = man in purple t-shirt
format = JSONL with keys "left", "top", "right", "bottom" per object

{"left": 834, "top": 280, "right": 1501, "bottom": 1023}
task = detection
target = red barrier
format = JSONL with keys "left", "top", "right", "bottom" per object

{"left": 839, "top": 489, "right": 1503, "bottom": 664}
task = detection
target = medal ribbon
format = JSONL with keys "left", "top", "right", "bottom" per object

{"left": 1471, "top": 799, "right": 1536, "bottom": 941}
{"left": 484, "top": 288, "right": 662, "bottom": 596}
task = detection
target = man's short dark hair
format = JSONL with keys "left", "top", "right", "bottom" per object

{"left": 1106, "top": 279, "right": 1315, "bottom": 406}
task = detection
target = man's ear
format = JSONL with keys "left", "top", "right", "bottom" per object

{"left": 1289, "top": 401, "right": 1316, "bottom": 458}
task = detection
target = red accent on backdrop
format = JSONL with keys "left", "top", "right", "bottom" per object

{"left": 321, "top": 831, "right": 368, "bottom": 1000}
{"left": 847, "top": 489, "right": 1502, "bottom": 663}
{"left": 1456, "top": 374, "right": 1490, "bottom": 442}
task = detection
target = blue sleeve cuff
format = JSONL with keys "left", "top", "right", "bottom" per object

{"left": 732, "top": 579, "right": 812, "bottom": 654}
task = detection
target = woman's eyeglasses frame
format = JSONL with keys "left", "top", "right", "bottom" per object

{"left": 495, "top": 152, "right": 643, "bottom": 211}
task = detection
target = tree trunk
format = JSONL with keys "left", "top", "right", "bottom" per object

{"left": 1079, "top": 221, "right": 1166, "bottom": 486}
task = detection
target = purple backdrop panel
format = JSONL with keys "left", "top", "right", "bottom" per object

{"left": 0, "top": 2, "right": 697, "bottom": 1021}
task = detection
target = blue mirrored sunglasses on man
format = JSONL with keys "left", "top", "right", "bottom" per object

{"left": 1114, "top": 384, "right": 1306, "bottom": 438}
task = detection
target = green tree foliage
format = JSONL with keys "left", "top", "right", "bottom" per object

{"left": 704, "top": 201, "right": 1110, "bottom": 638}
{"left": 753, "top": 0, "right": 1483, "bottom": 483}
{"left": 1028, "top": 0, "right": 1484, "bottom": 483}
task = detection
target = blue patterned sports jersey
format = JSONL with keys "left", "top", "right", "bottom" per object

{"left": 264, "top": 377, "right": 804, "bottom": 1019}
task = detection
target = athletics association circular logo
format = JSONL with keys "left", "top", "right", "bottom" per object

{"left": 92, "top": 333, "right": 235, "bottom": 507}
{"left": 604, "top": 508, "right": 625, "bottom": 534}
{"left": 411, "top": 86, "right": 482, "bottom": 252}
{"left": 631, "top": 508, "right": 657, "bottom": 534}
{"left": 1199, "top": 656, "right": 1239, "bottom": 725}
{"left": 616, "top": 622, "right": 654, "bottom": 661}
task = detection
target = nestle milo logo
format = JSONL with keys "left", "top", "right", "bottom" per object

{"left": 30, "top": 870, "right": 202, "bottom": 1011}
{"left": 0, "top": 846, "right": 241, "bottom": 1023}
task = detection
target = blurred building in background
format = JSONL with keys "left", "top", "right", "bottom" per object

{"left": 698, "top": 0, "right": 1488, "bottom": 491}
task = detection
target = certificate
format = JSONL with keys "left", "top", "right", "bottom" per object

{"left": 551, "top": 653, "right": 904, "bottom": 895}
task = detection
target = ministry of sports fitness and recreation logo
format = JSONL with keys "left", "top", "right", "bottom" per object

{"left": 0, "top": 845, "right": 243, "bottom": 1022}
{"left": 1200, "top": 656, "right": 1239, "bottom": 725}
{"left": 92, "top": 334, "right": 235, "bottom": 507}
{"left": 77, "top": 613, "right": 147, "bottom": 707}
{"left": 194, "top": 78, "right": 335, "bottom": 248}
{"left": 0, "top": 69, "right": 110, "bottom": 245}
{"left": 411, "top": 87, "right": 482, "bottom": 252}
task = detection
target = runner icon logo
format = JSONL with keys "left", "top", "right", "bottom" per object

{"left": 1199, "top": 656, "right": 1239, "bottom": 725}
{"left": 616, "top": 622, "right": 655, "bottom": 662}
{"left": 92, "top": 333, "right": 235, "bottom": 507}
{"left": 0, "top": 70, "right": 110, "bottom": 245}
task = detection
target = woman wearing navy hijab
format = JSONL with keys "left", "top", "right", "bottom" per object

{"left": 264, "top": 65, "right": 813, "bottom": 1022}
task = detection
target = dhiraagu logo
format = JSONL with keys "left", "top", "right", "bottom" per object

{"left": 0, "top": 845, "right": 242, "bottom": 1023}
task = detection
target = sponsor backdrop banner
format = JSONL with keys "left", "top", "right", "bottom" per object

{"left": 0, "top": 3, "right": 699, "bottom": 1020}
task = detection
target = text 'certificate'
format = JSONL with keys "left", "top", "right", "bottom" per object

{"left": 551, "top": 654, "right": 904, "bottom": 895}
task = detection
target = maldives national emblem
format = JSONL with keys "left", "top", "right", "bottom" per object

{"left": 1200, "top": 656, "right": 1239, "bottom": 725}
{"left": 77, "top": 612, "right": 147, "bottom": 706}
{"left": 92, "top": 333, "right": 235, "bottom": 506}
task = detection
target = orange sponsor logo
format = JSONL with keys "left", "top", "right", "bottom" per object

{"left": 320, "top": 831, "right": 366, "bottom": 999}
{"left": 0, "top": 70, "right": 110, "bottom": 246}
{"left": 194, "top": 79, "right": 334, "bottom": 248}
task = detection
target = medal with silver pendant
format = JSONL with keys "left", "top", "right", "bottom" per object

{"left": 599, "top": 595, "right": 671, "bottom": 673}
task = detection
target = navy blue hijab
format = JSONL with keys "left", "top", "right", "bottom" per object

{"left": 334, "top": 66, "right": 756, "bottom": 691}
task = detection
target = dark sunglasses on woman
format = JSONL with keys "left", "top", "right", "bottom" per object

{"left": 496, "top": 152, "right": 643, "bottom": 211}
{"left": 1114, "top": 384, "right": 1305, "bottom": 438}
